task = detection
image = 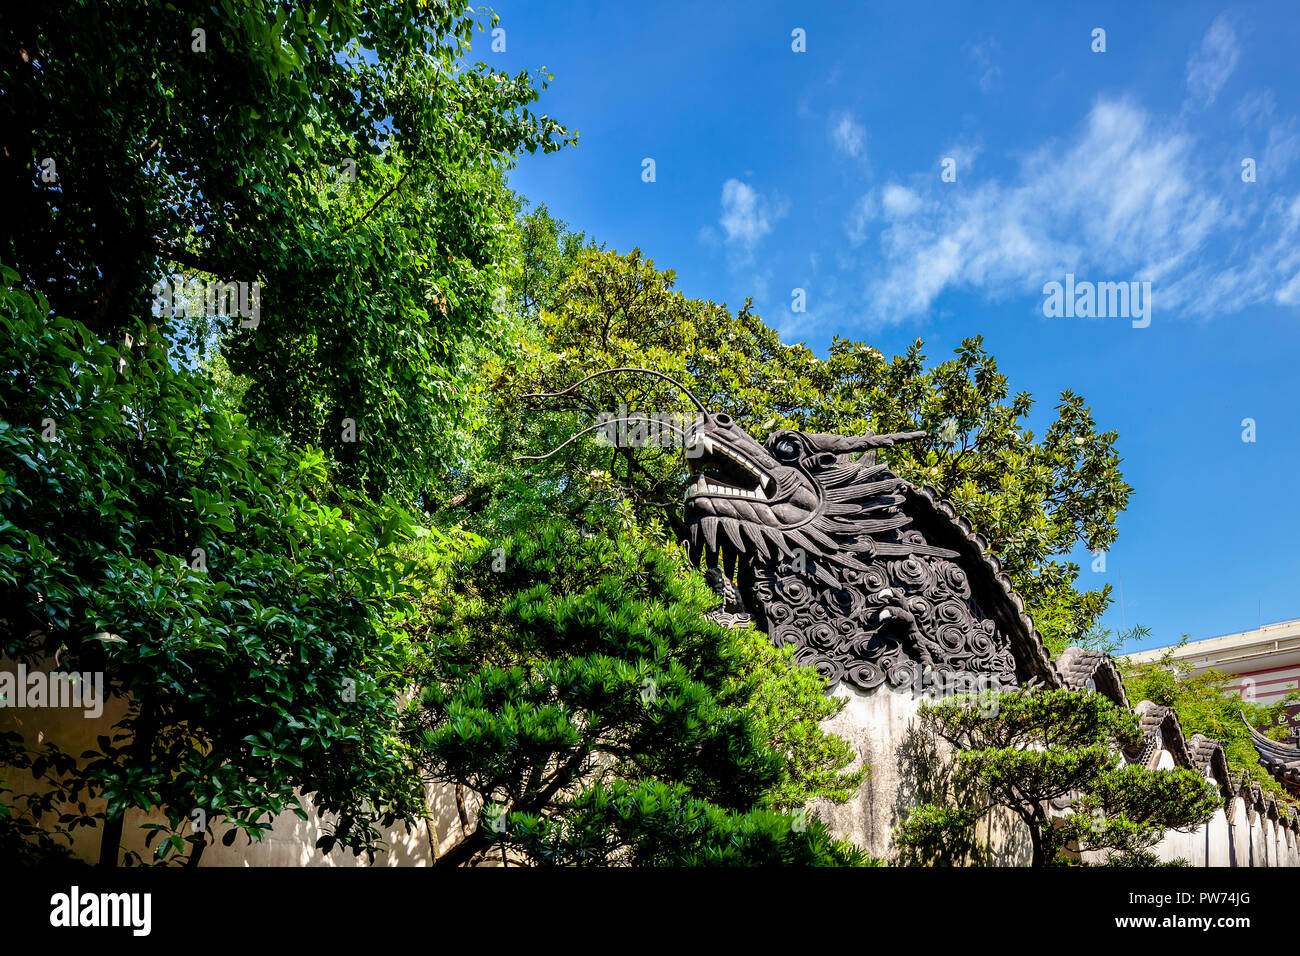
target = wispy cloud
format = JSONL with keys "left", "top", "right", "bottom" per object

{"left": 846, "top": 193, "right": 877, "bottom": 246}
{"left": 880, "top": 184, "right": 922, "bottom": 218}
{"left": 1235, "top": 89, "right": 1300, "bottom": 183}
{"left": 1186, "top": 15, "right": 1239, "bottom": 108}
{"left": 713, "top": 179, "right": 786, "bottom": 268}
{"left": 847, "top": 97, "right": 1300, "bottom": 324}
{"left": 938, "top": 142, "right": 982, "bottom": 180}
{"left": 968, "top": 38, "right": 1001, "bottom": 93}
{"left": 830, "top": 111, "right": 867, "bottom": 160}
{"left": 719, "top": 179, "right": 771, "bottom": 247}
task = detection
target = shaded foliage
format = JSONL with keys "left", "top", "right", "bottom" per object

{"left": 0, "top": 272, "right": 425, "bottom": 864}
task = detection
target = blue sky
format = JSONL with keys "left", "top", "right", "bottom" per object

{"left": 484, "top": 1, "right": 1300, "bottom": 652}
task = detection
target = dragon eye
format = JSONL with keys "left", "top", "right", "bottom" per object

{"left": 714, "top": 413, "right": 733, "bottom": 426}
{"left": 773, "top": 437, "right": 798, "bottom": 460}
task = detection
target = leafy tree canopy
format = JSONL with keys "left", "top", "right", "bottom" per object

{"left": 0, "top": 270, "right": 425, "bottom": 865}
{"left": 474, "top": 227, "right": 1130, "bottom": 653}
{"left": 3, "top": 0, "right": 571, "bottom": 501}
{"left": 403, "top": 519, "right": 867, "bottom": 866}
{"left": 0, "top": 0, "right": 573, "bottom": 865}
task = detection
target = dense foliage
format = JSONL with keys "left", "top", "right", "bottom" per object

{"left": 403, "top": 521, "right": 865, "bottom": 866}
{"left": 471, "top": 231, "right": 1131, "bottom": 653}
{"left": 0, "top": 271, "right": 425, "bottom": 865}
{"left": 2, "top": 0, "right": 570, "bottom": 501}
{"left": 0, "top": 0, "right": 575, "bottom": 865}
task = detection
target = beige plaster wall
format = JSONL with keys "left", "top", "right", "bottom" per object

{"left": 5, "top": 659, "right": 1296, "bottom": 867}
{"left": 0, "top": 660, "right": 448, "bottom": 866}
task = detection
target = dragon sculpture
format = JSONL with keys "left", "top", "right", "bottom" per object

{"left": 679, "top": 406, "right": 1055, "bottom": 692}
{"left": 523, "top": 369, "right": 1058, "bottom": 694}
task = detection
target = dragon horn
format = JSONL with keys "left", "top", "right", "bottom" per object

{"left": 800, "top": 430, "right": 928, "bottom": 454}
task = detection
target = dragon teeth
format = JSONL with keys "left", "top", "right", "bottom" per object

{"left": 693, "top": 434, "right": 773, "bottom": 492}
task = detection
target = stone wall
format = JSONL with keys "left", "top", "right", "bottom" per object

{"left": 809, "top": 682, "right": 1030, "bottom": 864}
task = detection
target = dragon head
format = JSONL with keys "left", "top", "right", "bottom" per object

{"left": 519, "top": 369, "right": 1032, "bottom": 691}
{"left": 682, "top": 412, "right": 954, "bottom": 586}
{"left": 516, "top": 367, "right": 954, "bottom": 588}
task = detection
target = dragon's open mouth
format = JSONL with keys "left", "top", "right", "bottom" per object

{"left": 684, "top": 434, "right": 773, "bottom": 502}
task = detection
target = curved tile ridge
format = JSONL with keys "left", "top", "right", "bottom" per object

{"left": 1127, "top": 701, "right": 1192, "bottom": 769}
{"left": 1186, "top": 733, "right": 1236, "bottom": 804}
{"left": 1056, "top": 646, "right": 1131, "bottom": 712}
{"left": 910, "top": 484, "right": 1060, "bottom": 687}
{"left": 1242, "top": 713, "right": 1300, "bottom": 795}
{"left": 1221, "top": 761, "right": 1295, "bottom": 833}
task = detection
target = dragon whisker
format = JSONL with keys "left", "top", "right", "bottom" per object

{"left": 523, "top": 366, "right": 707, "bottom": 414}
{"left": 514, "top": 416, "right": 693, "bottom": 462}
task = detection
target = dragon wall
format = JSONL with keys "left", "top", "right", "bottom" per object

{"left": 676, "top": 410, "right": 1300, "bottom": 865}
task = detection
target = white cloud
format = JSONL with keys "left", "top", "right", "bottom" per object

{"left": 846, "top": 193, "right": 877, "bottom": 246}
{"left": 1236, "top": 89, "right": 1276, "bottom": 127}
{"left": 968, "top": 38, "right": 1001, "bottom": 93}
{"left": 938, "top": 142, "right": 982, "bottom": 180}
{"left": 1263, "top": 119, "right": 1300, "bottom": 181}
{"left": 880, "top": 184, "right": 922, "bottom": 218}
{"left": 847, "top": 98, "right": 1300, "bottom": 324}
{"left": 1233, "top": 88, "right": 1300, "bottom": 183}
{"left": 831, "top": 111, "right": 866, "bottom": 159}
{"left": 1278, "top": 267, "right": 1300, "bottom": 305}
{"left": 714, "top": 179, "right": 787, "bottom": 269}
{"left": 1186, "top": 16, "right": 1239, "bottom": 108}
{"left": 719, "top": 179, "right": 772, "bottom": 248}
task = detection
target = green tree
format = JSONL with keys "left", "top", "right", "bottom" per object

{"left": 486, "top": 242, "right": 1130, "bottom": 651}
{"left": 730, "top": 630, "right": 864, "bottom": 810}
{"left": 403, "top": 520, "right": 867, "bottom": 866}
{"left": 511, "top": 198, "right": 600, "bottom": 321}
{"left": 2, "top": 0, "right": 571, "bottom": 501}
{"left": 0, "top": 272, "right": 426, "bottom": 865}
{"left": 894, "top": 688, "right": 1222, "bottom": 866}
